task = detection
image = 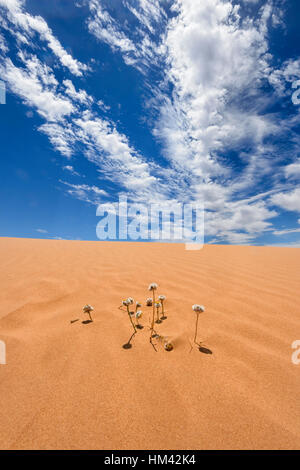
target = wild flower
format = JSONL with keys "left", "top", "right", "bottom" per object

{"left": 155, "top": 302, "right": 162, "bottom": 324}
{"left": 191, "top": 304, "right": 205, "bottom": 351}
{"left": 83, "top": 304, "right": 94, "bottom": 322}
{"left": 148, "top": 283, "right": 158, "bottom": 291}
{"left": 135, "top": 310, "right": 143, "bottom": 329}
{"left": 158, "top": 295, "right": 167, "bottom": 320}
{"left": 148, "top": 283, "right": 158, "bottom": 350}
{"left": 192, "top": 304, "right": 205, "bottom": 313}
{"left": 121, "top": 298, "right": 137, "bottom": 349}
{"left": 146, "top": 298, "right": 153, "bottom": 306}
{"left": 122, "top": 298, "right": 135, "bottom": 315}
{"left": 148, "top": 282, "right": 158, "bottom": 349}
{"left": 136, "top": 310, "right": 143, "bottom": 319}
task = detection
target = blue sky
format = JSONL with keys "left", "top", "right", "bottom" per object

{"left": 0, "top": 0, "right": 300, "bottom": 245}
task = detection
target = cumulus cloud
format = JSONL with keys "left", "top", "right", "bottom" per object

{"left": 147, "top": 0, "right": 287, "bottom": 243}
{"left": 205, "top": 199, "right": 277, "bottom": 244}
{"left": 154, "top": 0, "right": 277, "bottom": 180}
{"left": 285, "top": 161, "right": 300, "bottom": 179}
{"left": 270, "top": 188, "right": 300, "bottom": 213}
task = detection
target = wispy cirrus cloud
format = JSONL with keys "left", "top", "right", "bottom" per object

{"left": 63, "top": 165, "right": 80, "bottom": 176}
{"left": 86, "top": 0, "right": 167, "bottom": 72}
{"left": 0, "top": 55, "right": 74, "bottom": 121}
{"left": 0, "top": 1, "right": 163, "bottom": 199}
{"left": 0, "top": 0, "right": 88, "bottom": 76}
{"left": 61, "top": 181, "right": 108, "bottom": 205}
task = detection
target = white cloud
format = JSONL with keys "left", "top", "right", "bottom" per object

{"left": 0, "top": 0, "right": 87, "bottom": 76}
{"left": 39, "top": 122, "right": 76, "bottom": 156}
{"left": 0, "top": 56, "right": 74, "bottom": 121}
{"left": 285, "top": 161, "right": 300, "bottom": 179}
{"left": 269, "top": 58, "right": 300, "bottom": 96}
{"left": 273, "top": 228, "right": 300, "bottom": 236}
{"left": 63, "top": 80, "right": 92, "bottom": 105}
{"left": 84, "top": 0, "right": 291, "bottom": 244}
{"left": 86, "top": 0, "right": 164, "bottom": 71}
{"left": 36, "top": 228, "right": 48, "bottom": 233}
{"left": 97, "top": 99, "right": 110, "bottom": 112}
{"left": 63, "top": 165, "right": 80, "bottom": 176}
{"left": 154, "top": 0, "right": 276, "bottom": 181}
{"left": 0, "top": 32, "right": 8, "bottom": 51}
{"left": 74, "top": 112, "right": 157, "bottom": 189}
{"left": 88, "top": 1, "right": 136, "bottom": 54}
{"left": 61, "top": 181, "right": 108, "bottom": 204}
{"left": 1, "top": 0, "right": 298, "bottom": 246}
{"left": 124, "top": 0, "right": 165, "bottom": 34}
{"left": 268, "top": 240, "right": 300, "bottom": 248}
{"left": 205, "top": 200, "right": 277, "bottom": 242}
{"left": 270, "top": 188, "right": 300, "bottom": 213}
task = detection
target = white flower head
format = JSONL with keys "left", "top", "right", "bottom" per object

{"left": 136, "top": 310, "right": 143, "bottom": 319}
{"left": 146, "top": 298, "right": 153, "bottom": 305}
{"left": 136, "top": 302, "right": 142, "bottom": 307}
{"left": 148, "top": 283, "right": 158, "bottom": 291}
{"left": 122, "top": 299, "right": 130, "bottom": 306}
{"left": 127, "top": 297, "right": 134, "bottom": 305}
{"left": 83, "top": 304, "right": 94, "bottom": 312}
{"left": 158, "top": 295, "right": 166, "bottom": 301}
{"left": 192, "top": 304, "right": 205, "bottom": 313}
{"left": 155, "top": 302, "right": 162, "bottom": 308}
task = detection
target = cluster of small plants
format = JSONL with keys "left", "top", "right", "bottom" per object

{"left": 77, "top": 285, "right": 207, "bottom": 353}
{"left": 119, "top": 283, "right": 206, "bottom": 353}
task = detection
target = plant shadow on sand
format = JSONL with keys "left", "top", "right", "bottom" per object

{"left": 82, "top": 320, "right": 93, "bottom": 325}
{"left": 199, "top": 346, "right": 213, "bottom": 355}
{"left": 122, "top": 331, "right": 136, "bottom": 349}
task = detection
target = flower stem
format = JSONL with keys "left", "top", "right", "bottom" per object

{"left": 194, "top": 313, "right": 199, "bottom": 345}
{"left": 127, "top": 306, "right": 136, "bottom": 333}
{"left": 151, "top": 291, "right": 155, "bottom": 332}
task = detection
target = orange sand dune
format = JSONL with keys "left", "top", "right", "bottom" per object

{"left": 0, "top": 238, "right": 300, "bottom": 450}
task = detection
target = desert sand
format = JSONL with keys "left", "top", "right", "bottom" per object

{"left": 0, "top": 237, "right": 299, "bottom": 450}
